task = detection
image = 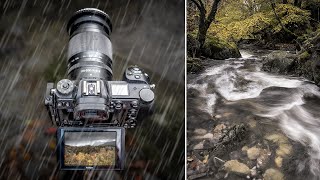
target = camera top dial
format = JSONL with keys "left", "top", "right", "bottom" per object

{"left": 57, "top": 79, "right": 74, "bottom": 95}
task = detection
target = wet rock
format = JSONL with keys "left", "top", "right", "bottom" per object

{"left": 212, "top": 124, "right": 227, "bottom": 140}
{"left": 222, "top": 112, "right": 233, "bottom": 117}
{"left": 201, "top": 35, "right": 241, "bottom": 60}
{"left": 214, "top": 172, "right": 226, "bottom": 179}
{"left": 187, "top": 33, "right": 200, "bottom": 58}
{"left": 194, "top": 141, "right": 204, "bottom": 150}
{"left": 215, "top": 115, "right": 222, "bottom": 119}
{"left": 265, "top": 133, "right": 292, "bottom": 157}
{"left": 250, "top": 166, "right": 257, "bottom": 177}
{"left": 275, "top": 156, "right": 283, "bottom": 168}
{"left": 198, "top": 164, "right": 208, "bottom": 173}
{"left": 263, "top": 168, "right": 284, "bottom": 180}
{"left": 209, "top": 156, "right": 225, "bottom": 169}
{"left": 247, "top": 146, "right": 261, "bottom": 160}
{"left": 187, "top": 57, "right": 204, "bottom": 74}
{"left": 276, "top": 144, "right": 292, "bottom": 157}
{"left": 230, "top": 151, "right": 242, "bottom": 160}
{"left": 203, "top": 133, "right": 214, "bottom": 139}
{"left": 188, "top": 173, "right": 207, "bottom": 180}
{"left": 265, "top": 133, "right": 289, "bottom": 144}
{"left": 242, "top": 146, "right": 249, "bottom": 152}
{"left": 213, "top": 124, "right": 227, "bottom": 133}
{"left": 262, "top": 51, "right": 296, "bottom": 74}
{"left": 223, "top": 160, "right": 250, "bottom": 175}
{"left": 248, "top": 119, "right": 257, "bottom": 128}
{"left": 219, "top": 123, "right": 248, "bottom": 144}
{"left": 203, "top": 155, "right": 209, "bottom": 164}
{"left": 187, "top": 33, "right": 241, "bottom": 60}
{"left": 194, "top": 128, "right": 207, "bottom": 135}
{"left": 187, "top": 157, "right": 193, "bottom": 162}
{"left": 257, "top": 149, "right": 271, "bottom": 169}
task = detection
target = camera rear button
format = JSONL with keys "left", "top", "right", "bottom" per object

{"left": 134, "top": 75, "right": 140, "bottom": 79}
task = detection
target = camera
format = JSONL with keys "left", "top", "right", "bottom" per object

{"left": 44, "top": 8, "right": 155, "bottom": 170}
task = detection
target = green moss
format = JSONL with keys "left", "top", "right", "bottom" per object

{"left": 187, "top": 57, "right": 203, "bottom": 73}
{"left": 299, "top": 51, "right": 311, "bottom": 61}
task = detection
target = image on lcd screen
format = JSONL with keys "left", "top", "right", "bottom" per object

{"left": 64, "top": 131, "right": 117, "bottom": 166}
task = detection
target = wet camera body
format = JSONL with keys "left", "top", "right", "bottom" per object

{"left": 45, "top": 67, "right": 154, "bottom": 128}
{"left": 44, "top": 8, "right": 154, "bottom": 170}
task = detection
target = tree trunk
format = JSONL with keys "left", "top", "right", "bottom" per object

{"left": 197, "top": 21, "right": 210, "bottom": 49}
{"left": 191, "top": 0, "right": 221, "bottom": 52}
{"left": 294, "top": 0, "right": 302, "bottom": 7}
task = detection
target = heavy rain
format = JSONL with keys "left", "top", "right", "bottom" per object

{"left": 0, "top": 0, "right": 185, "bottom": 179}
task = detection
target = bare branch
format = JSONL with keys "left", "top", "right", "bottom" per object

{"left": 191, "top": 0, "right": 205, "bottom": 12}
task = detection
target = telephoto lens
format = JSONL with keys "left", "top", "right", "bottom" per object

{"left": 66, "top": 8, "right": 113, "bottom": 81}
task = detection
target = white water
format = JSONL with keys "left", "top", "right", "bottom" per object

{"left": 188, "top": 50, "right": 320, "bottom": 177}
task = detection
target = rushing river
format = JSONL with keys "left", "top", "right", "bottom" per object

{"left": 187, "top": 49, "right": 320, "bottom": 179}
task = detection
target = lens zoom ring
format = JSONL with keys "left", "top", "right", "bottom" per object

{"left": 67, "top": 31, "right": 112, "bottom": 60}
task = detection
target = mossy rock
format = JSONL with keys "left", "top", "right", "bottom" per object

{"left": 201, "top": 34, "right": 241, "bottom": 60}
{"left": 187, "top": 33, "right": 241, "bottom": 60}
{"left": 298, "top": 51, "right": 311, "bottom": 61}
{"left": 187, "top": 57, "right": 204, "bottom": 73}
{"left": 262, "top": 51, "right": 297, "bottom": 74}
{"left": 187, "top": 33, "right": 200, "bottom": 57}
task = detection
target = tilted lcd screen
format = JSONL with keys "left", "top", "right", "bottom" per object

{"left": 64, "top": 131, "right": 117, "bottom": 166}
{"left": 57, "top": 127, "right": 125, "bottom": 170}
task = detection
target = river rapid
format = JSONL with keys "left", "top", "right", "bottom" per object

{"left": 187, "top": 49, "right": 320, "bottom": 179}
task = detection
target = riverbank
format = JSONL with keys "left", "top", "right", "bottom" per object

{"left": 187, "top": 49, "right": 320, "bottom": 180}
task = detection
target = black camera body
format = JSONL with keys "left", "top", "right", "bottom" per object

{"left": 45, "top": 67, "right": 154, "bottom": 128}
{"left": 44, "top": 8, "right": 154, "bottom": 170}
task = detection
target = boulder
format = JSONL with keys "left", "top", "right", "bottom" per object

{"left": 201, "top": 35, "right": 241, "bottom": 60}
{"left": 262, "top": 51, "right": 296, "bottom": 74}
{"left": 247, "top": 146, "right": 261, "bottom": 160}
{"left": 263, "top": 168, "right": 284, "bottom": 180}
{"left": 265, "top": 133, "right": 292, "bottom": 157}
{"left": 276, "top": 143, "right": 292, "bottom": 157}
{"left": 187, "top": 57, "right": 204, "bottom": 74}
{"left": 275, "top": 156, "right": 283, "bottom": 168}
{"left": 223, "top": 160, "right": 250, "bottom": 175}
{"left": 187, "top": 33, "right": 241, "bottom": 60}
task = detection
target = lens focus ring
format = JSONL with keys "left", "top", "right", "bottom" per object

{"left": 67, "top": 8, "right": 113, "bottom": 81}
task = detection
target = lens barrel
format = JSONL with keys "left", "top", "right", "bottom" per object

{"left": 67, "top": 8, "right": 113, "bottom": 81}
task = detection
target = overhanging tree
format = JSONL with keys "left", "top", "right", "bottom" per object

{"left": 190, "top": 0, "right": 222, "bottom": 49}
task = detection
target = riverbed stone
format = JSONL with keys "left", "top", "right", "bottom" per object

{"left": 194, "top": 141, "right": 204, "bottom": 150}
{"left": 194, "top": 128, "right": 207, "bottom": 135}
{"left": 265, "top": 133, "right": 289, "bottom": 144}
{"left": 242, "top": 146, "right": 249, "bottom": 152}
{"left": 257, "top": 149, "right": 271, "bottom": 169}
{"left": 247, "top": 146, "right": 261, "bottom": 160}
{"left": 275, "top": 156, "right": 283, "bottom": 168}
{"left": 213, "top": 124, "right": 226, "bottom": 133}
{"left": 203, "top": 133, "right": 214, "bottom": 139}
{"left": 263, "top": 168, "right": 284, "bottom": 180}
{"left": 248, "top": 119, "right": 257, "bottom": 128}
{"left": 223, "top": 160, "right": 250, "bottom": 175}
{"left": 276, "top": 143, "right": 292, "bottom": 157}
{"left": 265, "top": 133, "right": 292, "bottom": 157}
{"left": 212, "top": 124, "right": 227, "bottom": 140}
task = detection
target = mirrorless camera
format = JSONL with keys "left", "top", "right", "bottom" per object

{"left": 44, "top": 8, "right": 155, "bottom": 170}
